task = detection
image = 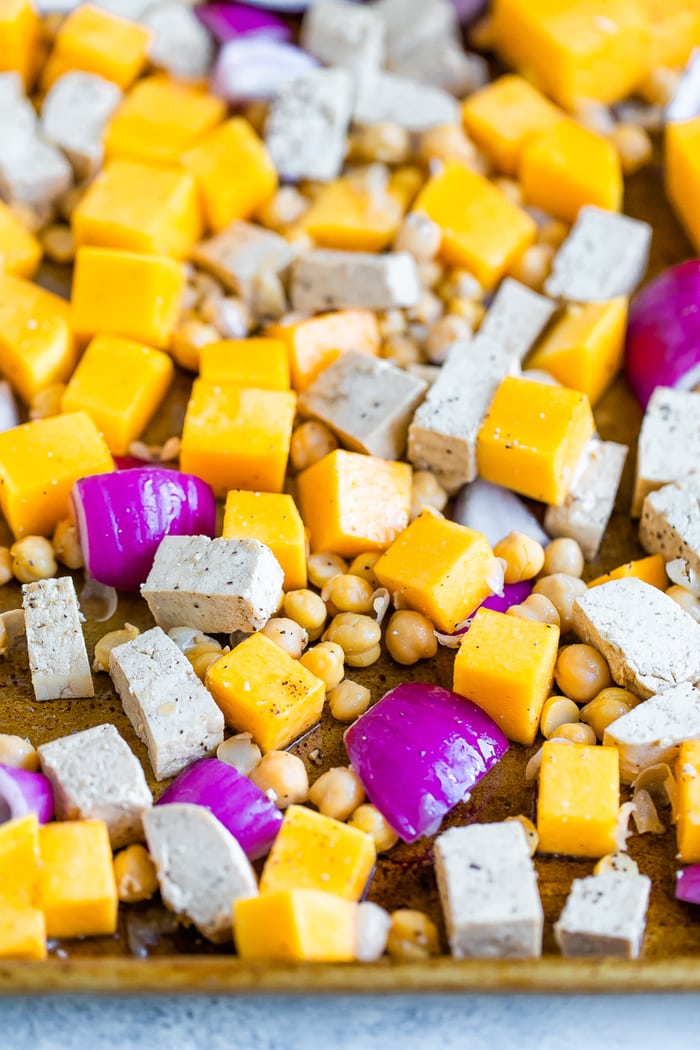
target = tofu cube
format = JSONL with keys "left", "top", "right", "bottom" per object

{"left": 296, "top": 448, "right": 412, "bottom": 557}
{"left": 38, "top": 820, "right": 118, "bottom": 938}
{"left": 353, "top": 68, "right": 459, "bottom": 132}
{"left": 640, "top": 481, "right": 700, "bottom": 576}
{"left": 537, "top": 742, "right": 620, "bottom": 858}
{"left": 22, "top": 577, "right": 94, "bottom": 701}
{"left": 677, "top": 739, "right": 700, "bottom": 863}
{"left": 204, "top": 632, "right": 325, "bottom": 752}
{"left": 573, "top": 578, "right": 700, "bottom": 699}
{"left": 140, "top": 1, "right": 214, "bottom": 82}
{"left": 141, "top": 534, "right": 284, "bottom": 634}
{"left": 109, "top": 626, "right": 224, "bottom": 781}
{"left": 633, "top": 387, "right": 700, "bottom": 517}
{"left": 375, "top": 0, "right": 457, "bottom": 65}
{"left": 222, "top": 490, "right": 307, "bottom": 591}
{"left": 453, "top": 608, "right": 559, "bottom": 745}
{"left": 298, "top": 350, "right": 427, "bottom": 461}
{"left": 259, "top": 804, "right": 376, "bottom": 901}
{"left": 301, "top": 0, "right": 385, "bottom": 72}
{"left": 191, "top": 220, "right": 294, "bottom": 296}
{"left": 264, "top": 68, "right": 353, "bottom": 182}
{"left": 0, "top": 273, "right": 76, "bottom": 404}
{"left": 37, "top": 723, "right": 152, "bottom": 849}
{"left": 199, "top": 338, "right": 290, "bottom": 392}
{"left": 274, "top": 310, "right": 380, "bottom": 393}
{"left": 290, "top": 249, "right": 421, "bottom": 313}
{"left": 0, "top": 199, "right": 41, "bottom": 278}
{"left": 554, "top": 873, "right": 651, "bottom": 959}
{"left": 235, "top": 889, "right": 356, "bottom": 962}
{"left": 434, "top": 821, "right": 543, "bottom": 959}
{"left": 41, "top": 71, "right": 122, "bottom": 179}
{"left": 603, "top": 682, "right": 700, "bottom": 783}
{"left": 478, "top": 277, "right": 556, "bottom": 364}
{"left": 374, "top": 510, "right": 495, "bottom": 634}
{"left": 0, "top": 134, "right": 72, "bottom": 213}
{"left": 41, "top": 3, "right": 150, "bottom": 91}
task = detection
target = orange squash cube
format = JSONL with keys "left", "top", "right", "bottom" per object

{"left": 587, "top": 554, "right": 668, "bottom": 591}
{"left": 0, "top": 814, "right": 40, "bottom": 905}
{"left": 272, "top": 309, "right": 380, "bottom": 393}
{"left": 296, "top": 449, "right": 412, "bottom": 558}
{"left": 61, "top": 334, "right": 174, "bottom": 456}
{"left": 38, "top": 820, "right": 118, "bottom": 938}
{"left": 0, "top": 0, "right": 39, "bottom": 86}
{"left": 72, "top": 158, "right": 202, "bottom": 259}
{"left": 0, "top": 904, "right": 46, "bottom": 961}
{"left": 222, "top": 490, "right": 307, "bottom": 590}
{"left": 0, "top": 411, "right": 113, "bottom": 537}
{"left": 666, "top": 118, "right": 700, "bottom": 254}
{"left": 180, "top": 380, "right": 296, "bottom": 497}
{"left": 259, "top": 804, "right": 376, "bottom": 901}
{"left": 537, "top": 742, "right": 620, "bottom": 858}
{"left": 234, "top": 890, "right": 356, "bottom": 962}
{"left": 676, "top": 740, "right": 700, "bottom": 864}
{"left": 641, "top": 0, "right": 700, "bottom": 71}
{"left": 205, "top": 632, "right": 325, "bottom": 751}
{"left": 0, "top": 273, "right": 76, "bottom": 404}
{"left": 181, "top": 117, "right": 277, "bottom": 232}
{"left": 519, "top": 119, "right": 623, "bottom": 225}
{"left": 412, "top": 161, "right": 537, "bottom": 289}
{"left": 302, "top": 175, "right": 405, "bottom": 253}
{"left": 199, "top": 338, "right": 290, "bottom": 391}
{"left": 453, "top": 608, "right": 560, "bottom": 746}
{"left": 41, "top": 4, "right": 150, "bottom": 91}
{"left": 0, "top": 199, "right": 41, "bottom": 277}
{"left": 476, "top": 376, "right": 596, "bottom": 506}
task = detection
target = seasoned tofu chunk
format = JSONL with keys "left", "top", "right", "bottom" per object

{"left": 603, "top": 681, "right": 700, "bottom": 782}
{"left": 632, "top": 387, "right": 700, "bottom": 517}
{"left": 22, "top": 577, "right": 94, "bottom": 701}
{"left": 41, "top": 72, "right": 122, "bottom": 179}
{"left": 554, "top": 873, "right": 651, "bottom": 958}
{"left": 290, "top": 249, "right": 421, "bottom": 312}
{"left": 375, "top": 0, "right": 458, "bottom": 64}
{"left": 37, "top": 723, "right": 152, "bottom": 849}
{"left": 141, "top": 3, "right": 214, "bottom": 82}
{"left": 640, "top": 480, "right": 700, "bottom": 576}
{"left": 141, "top": 535, "right": 284, "bottom": 634}
{"left": 434, "top": 821, "right": 543, "bottom": 959}
{"left": 478, "top": 277, "right": 556, "bottom": 363}
{"left": 191, "top": 220, "right": 295, "bottom": 296}
{"left": 0, "top": 133, "right": 72, "bottom": 211}
{"left": 301, "top": 0, "right": 385, "bottom": 72}
{"left": 109, "top": 626, "right": 224, "bottom": 781}
{"left": 265, "top": 68, "right": 353, "bottom": 182}
{"left": 545, "top": 439, "right": 628, "bottom": 560}
{"left": 353, "top": 69, "right": 459, "bottom": 131}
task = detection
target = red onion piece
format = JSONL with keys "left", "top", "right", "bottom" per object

{"left": 676, "top": 865, "right": 700, "bottom": 905}
{"left": 72, "top": 468, "right": 216, "bottom": 592}
{"left": 157, "top": 758, "right": 283, "bottom": 861}
{"left": 451, "top": 479, "right": 549, "bottom": 548}
{"left": 196, "top": 2, "right": 292, "bottom": 43}
{"left": 113, "top": 456, "right": 149, "bottom": 470}
{"left": 625, "top": 259, "right": 700, "bottom": 409}
{"left": 479, "top": 578, "right": 533, "bottom": 615}
{"left": 237, "top": 0, "right": 314, "bottom": 10}
{"left": 211, "top": 36, "right": 318, "bottom": 104}
{"left": 0, "top": 764, "right": 54, "bottom": 824}
{"left": 344, "top": 682, "right": 508, "bottom": 843}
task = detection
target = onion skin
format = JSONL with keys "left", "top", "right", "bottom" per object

{"left": 676, "top": 865, "right": 700, "bottom": 905}
{"left": 625, "top": 259, "right": 700, "bottom": 409}
{"left": 157, "top": 758, "right": 283, "bottom": 861}
{"left": 0, "top": 764, "right": 54, "bottom": 824}
{"left": 344, "top": 682, "right": 508, "bottom": 843}
{"left": 211, "top": 37, "right": 318, "bottom": 104}
{"left": 196, "top": 3, "right": 292, "bottom": 43}
{"left": 72, "top": 468, "right": 216, "bottom": 592}
{"left": 479, "top": 579, "right": 533, "bottom": 615}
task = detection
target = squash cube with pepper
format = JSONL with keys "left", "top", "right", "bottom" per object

{"left": 222, "top": 490, "right": 307, "bottom": 591}
{"left": 41, "top": 4, "right": 150, "bottom": 91}
{"left": 537, "top": 742, "right": 620, "bottom": 858}
{"left": 234, "top": 889, "right": 356, "bottom": 962}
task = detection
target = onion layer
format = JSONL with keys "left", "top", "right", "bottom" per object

{"left": 0, "top": 764, "right": 54, "bottom": 824}
{"left": 211, "top": 36, "right": 318, "bottom": 104}
{"left": 196, "top": 3, "right": 292, "bottom": 43}
{"left": 676, "top": 864, "right": 700, "bottom": 905}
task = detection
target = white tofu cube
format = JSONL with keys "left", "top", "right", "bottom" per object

{"left": 353, "top": 68, "right": 459, "bottom": 131}
{"left": 478, "top": 278, "right": 556, "bottom": 364}
{"left": 374, "top": 0, "right": 458, "bottom": 64}
{"left": 141, "top": 3, "right": 214, "bottom": 81}
{"left": 22, "top": 577, "right": 94, "bottom": 702}
{"left": 0, "top": 134, "right": 73, "bottom": 209}
{"left": 291, "top": 249, "right": 421, "bottom": 313}
{"left": 640, "top": 480, "right": 700, "bottom": 575}
{"left": 554, "top": 873, "right": 651, "bottom": 958}
{"left": 41, "top": 72, "right": 122, "bottom": 179}
{"left": 632, "top": 387, "right": 700, "bottom": 516}
{"left": 141, "top": 535, "right": 284, "bottom": 634}
{"left": 301, "top": 0, "right": 385, "bottom": 72}
{"left": 603, "top": 681, "right": 700, "bottom": 782}
{"left": 265, "top": 68, "right": 353, "bottom": 182}
{"left": 545, "top": 439, "right": 628, "bottom": 560}
{"left": 37, "top": 723, "right": 152, "bottom": 849}
{"left": 390, "top": 41, "right": 488, "bottom": 98}
{"left": 191, "top": 220, "right": 295, "bottom": 296}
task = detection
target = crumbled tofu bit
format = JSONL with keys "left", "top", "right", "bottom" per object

{"left": 434, "top": 821, "right": 543, "bottom": 959}
{"left": 301, "top": 0, "right": 385, "bottom": 72}
{"left": 109, "top": 626, "right": 224, "bottom": 782}
{"left": 572, "top": 578, "right": 700, "bottom": 700}
{"left": 545, "top": 439, "right": 628, "bottom": 560}
{"left": 353, "top": 68, "right": 460, "bottom": 132}
{"left": 264, "top": 68, "right": 353, "bottom": 182}
{"left": 37, "top": 723, "right": 152, "bottom": 849}
{"left": 22, "top": 576, "right": 94, "bottom": 702}
{"left": 141, "top": 535, "right": 284, "bottom": 634}
{"left": 191, "top": 221, "right": 295, "bottom": 296}
{"left": 632, "top": 387, "right": 700, "bottom": 516}
{"left": 0, "top": 133, "right": 73, "bottom": 210}
{"left": 603, "top": 682, "right": 700, "bottom": 783}
{"left": 140, "top": 3, "right": 214, "bottom": 81}
{"left": 143, "top": 803, "right": 257, "bottom": 943}
{"left": 290, "top": 249, "right": 421, "bottom": 313}
{"left": 554, "top": 873, "right": 651, "bottom": 959}
{"left": 298, "top": 350, "right": 428, "bottom": 461}
{"left": 41, "top": 72, "right": 122, "bottom": 180}
{"left": 640, "top": 480, "right": 700, "bottom": 576}
{"left": 374, "top": 0, "right": 458, "bottom": 65}
{"left": 478, "top": 278, "right": 557, "bottom": 364}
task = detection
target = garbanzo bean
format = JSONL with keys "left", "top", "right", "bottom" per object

{"left": 579, "top": 687, "right": 640, "bottom": 741}
{"left": 216, "top": 733, "right": 262, "bottom": 776}
{"left": 0, "top": 547, "right": 12, "bottom": 587}
{"left": 550, "top": 722, "right": 597, "bottom": 745}
{"left": 345, "top": 643, "right": 382, "bottom": 668}
{"left": 309, "top": 766, "right": 365, "bottom": 821}
{"left": 327, "top": 679, "right": 371, "bottom": 722}
{"left": 290, "top": 420, "right": 338, "bottom": 472}
{"left": 542, "top": 537, "right": 585, "bottom": 579}
{"left": 299, "top": 641, "right": 345, "bottom": 689}
{"left": 386, "top": 909, "right": 440, "bottom": 961}
{"left": 323, "top": 613, "right": 381, "bottom": 655}
{"left": 349, "top": 803, "right": 399, "bottom": 852}
{"left": 348, "top": 551, "right": 382, "bottom": 587}
{"left": 261, "top": 617, "right": 308, "bottom": 659}
{"left": 0, "top": 734, "right": 38, "bottom": 771}
{"left": 114, "top": 844, "right": 159, "bottom": 903}
{"left": 385, "top": 610, "right": 437, "bottom": 665}
{"left": 494, "top": 532, "right": 545, "bottom": 584}
{"left": 11, "top": 535, "right": 57, "bottom": 583}
{"left": 506, "top": 593, "right": 561, "bottom": 627}
{"left": 323, "top": 574, "right": 375, "bottom": 614}
{"left": 532, "top": 574, "right": 587, "bottom": 633}
{"left": 540, "top": 696, "right": 580, "bottom": 739}
{"left": 249, "top": 751, "right": 309, "bottom": 809}
{"left": 283, "top": 589, "right": 327, "bottom": 641}
{"left": 410, "top": 470, "right": 449, "bottom": 521}
{"left": 307, "top": 551, "right": 348, "bottom": 590}
{"left": 52, "top": 518, "right": 84, "bottom": 570}
{"left": 555, "top": 644, "right": 612, "bottom": 702}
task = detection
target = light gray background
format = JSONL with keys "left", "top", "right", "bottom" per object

{"left": 0, "top": 994, "right": 697, "bottom": 1049}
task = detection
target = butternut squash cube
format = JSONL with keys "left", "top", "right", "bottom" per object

{"left": 0, "top": 904, "right": 46, "bottom": 960}
{"left": 61, "top": 334, "right": 174, "bottom": 456}
{"left": 181, "top": 117, "right": 277, "bottom": 232}
{"left": 453, "top": 608, "right": 560, "bottom": 746}
{"left": 259, "top": 804, "right": 376, "bottom": 901}
{"left": 588, "top": 554, "right": 668, "bottom": 591}
{"left": 0, "top": 200, "right": 41, "bottom": 278}
{"left": 234, "top": 889, "right": 356, "bottom": 962}
{"left": 205, "top": 632, "right": 325, "bottom": 751}
{"left": 0, "top": 814, "right": 40, "bottom": 905}
{"left": 666, "top": 118, "right": 700, "bottom": 254}
{"left": 41, "top": 4, "right": 150, "bottom": 91}
{"left": 296, "top": 449, "right": 412, "bottom": 558}
{"left": 0, "top": 0, "right": 39, "bottom": 86}
{"left": 71, "top": 246, "right": 185, "bottom": 349}
{"left": 222, "top": 490, "right": 306, "bottom": 590}
{"left": 641, "top": 0, "right": 700, "bottom": 71}
{"left": 493, "top": 0, "right": 651, "bottom": 108}
{"left": 271, "top": 309, "right": 380, "bottom": 393}
{"left": 676, "top": 740, "right": 700, "bottom": 863}
{"left": 199, "top": 338, "right": 290, "bottom": 391}
{"left": 38, "top": 820, "right": 118, "bottom": 938}
{"left": 412, "top": 161, "right": 537, "bottom": 289}
{"left": 476, "top": 376, "right": 595, "bottom": 506}
{"left": 180, "top": 380, "right": 296, "bottom": 497}
{"left": 462, "top": 75, "right": 565, "bottom": 176}
{"left": 302, "top": 175, "right": 404, "bottom": 253}
{"left": 72, "top": 159, "right": 202, "bottom": 259}
{"left": 537, "top": 742, "right": 620, "bottom": 858}
{"left": 104, "top": 74, "right": 225, "bottom": 168}
{"left": 527, "top": 298, "right": 628, "bottom": 405}
{"left": 0, "top": 411, "right": 113, "bottom": 537}
{"left": 374, "top": 510, "right": 495, "bottom": 634}
{"left": 0, "top": 273, "right": 76, "bottom": 404}
{"left": 519, "top": 119, "right": 623, "bottom": 225}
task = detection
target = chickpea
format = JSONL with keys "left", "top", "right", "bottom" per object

{"left": 418, "top": 124, "right": 479, "bottom": 168}
{"left": 113, "top": 844, "right": 159, "bottom": 904}
{"left": 345, "top": 642, "right": 382, "bottom": 668}
{"left": 394, "top": 212, "right": 442, "bottom": 261}
{"left": 256, "top": 185, "right": 309, "bottom": 230}
{"left": 52, "top": 518, "right": 84, "bottom": 570}
{"left": 349, "top": 803, "right": 399, "bottom": 852}
{"left": 493, "top": 177, "right": 523, "bottom": 206}
{"left": 540, "top": 695, "right": 580, "bottom": 739}
{"left": 261, "top": 617, "right": 308, "bottom": 659}
{"left": 509, "top": 244, "right": 554, "bottom": 292}
{"left": 555, "top": 644, "right": 612, "bottom": 703}
{"left": 407, "top": 290, "right": 443, "bottom": 326}
{"left": 322, "top": 574, "right": 375, "bottom": 615}
{"left": 385, "top": 610, "right": 437, "bottom": 665}
{"left": 327, "top": 679, "right": 371, "bottom": 722}
{"left": 41, "top": 224, "right": 75, "bottom": 264}
{"left": 170, "top": 319, "right": 219, "bottom": 372}
{"left": 307, "top": 551, "right": 348, "bottom": 590}
{"left": 542, "top": 537, "right": 585, "bottom": 579}
{"left": 410, "top": 471, "right": 448, "bottom": 521}
{"left": 348, "top": 551, "right": 382, "bottom": 587}
{"left": 323, "top": 612, "right": 381, "bottom": 656}
{"left": 93, "top": 623, "right": 140, "bottom": 673}
{"left": 283, "top": 589, "right": 327, "bottom": 641}
{"left": 217, "top": 733, "right": 262, "bottom": 776}
{"left": 579, "top": 687, "right": 640, "bottom": 741}
{"left": 550, "top": 722, "right": 597, "bottom": 745}
{"left": 290, "top": 421, "right": 338, "bottom": 472}
{"left": 494, "top": 532, "right": 545, "bottom": 584}
{"left": 0, "top": 734, "right": 39, "bottom": 771}
{"left": 424, "top": 314, "right": 471, "bottom": 364}
{"left": 350, "top": 121, "right": 410, "bottom": 165}
{"left": 0, "top": 547, "right": 12, "bottom": 586}
{"left": 29, "top": 384, "right": 65, "bottom": 421}
{"left": 386, "top": 909, "right": 440, "bottom": 961}
{"left": 11, "top": 536, "right": 57, "bottom": 583}
{"left": 612, "top": 122, "right": 653, "bottom": 176}
{"left": 594, "top": 851, "right": 639, "bottom": 876}
{"left": 538, "top": 219, "right": 569, "bottom": 248}
{"left": 666, "top": 584, "right": 700, "bottom": 622}
{"left": 382, "top": 334, "right": 423, "bottom": 367}
{"left": 299, "top": 641, "right": 345, "bottom": 689}
{"left": 507, "top": 593, "right": 561, "bottom": 627}
{"left": 377, "top": 308, "right": 407, "bottom": 340}
{"left": 186, "top": 636, "right": 224, "bottom": 681}
{"left": 532, "top": 574, "right": 587, "bottom": 633}
{"left": 309, "top": 766, "right": 365, "bottom": 821}
{"left": 249, "top": 751, "right": 309, "bottom": 809}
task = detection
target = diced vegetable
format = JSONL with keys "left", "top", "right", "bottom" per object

{"left": 0, "top": 765, "right": 54, "bottom": 825}
{"left": 676, "top": 865, "right": 700, "bottom": 906}
{"left": 451, "top": 478, "right": 550, "bottom": 547}
{"left": 211, "top": 37, "right": 317, "bottom": 105}
{"left": 196, "top": 3, "right": 293, "bottom": 43}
